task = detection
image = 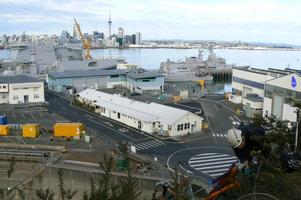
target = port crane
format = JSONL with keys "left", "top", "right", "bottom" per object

{"left": 74, "top": 18, "right": 92, "bottom": 60}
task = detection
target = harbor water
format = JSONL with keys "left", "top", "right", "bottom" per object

{"left": 2, "top": 48, "right": 301, "bottom": 94}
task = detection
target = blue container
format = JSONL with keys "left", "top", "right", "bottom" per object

{"left": 0, "top": 115, "right": 8, "bottom": 125}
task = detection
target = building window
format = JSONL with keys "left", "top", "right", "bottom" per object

{"left": 117, "top": 112, "right": 120, "bottom": 119}
{"left": 187, "top": 123, "right": 190, "bottom": 129}
{"left": 177, "top": 125, "right": 181, "bottom": 131}
{"left": 13, "top": 96, "right": 18, "bottom": 100}
{"left": 142, "top": 79, "right": 150, "bottom": 82}
{"left": 110, "top": 75, "right": 119, "bottom": 78}
{"left": 180, "top": 124, "right": 184, "bottom": 130}
{"left": 168, "top": 125, "right": 172, "bottom": 131}
{"left": 34, "top": 94, "right": 39, "bottom": 99}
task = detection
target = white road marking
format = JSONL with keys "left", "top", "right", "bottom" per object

{"left": 87, "top": 118, "right": 138, "bottom": 141}
{"left": 134, "top": 140, "right": 165, "bottom": 151}
{"left": 189, "top": 153, "right": 238, "bottom": 178}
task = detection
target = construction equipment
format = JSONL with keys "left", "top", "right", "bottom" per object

{"left": 0, "top": 125, "right": 9, "bottom": 136}
{"left": 23, "top": 123, "right": 40, "bottom": 138}
{"left": 74, "top": 18, "right": 91, "bottom": 60}
{"left": 54, "top": 122, "right": 85, "bottom": 138}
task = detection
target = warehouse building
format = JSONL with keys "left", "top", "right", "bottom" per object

{"left": 230, "top": 67, "right": 293, "bottom": 118}
{"left": 47, "top": 69, "right": 164, "bottom": 95}
{"left": 263, "top": 73, "right": 301, "bottom": 123}
{"left": 0, "top": 75, "right": 45, "bottom": 104}
{"left": 77, "top": 89, "right": 203, "bottom": 137}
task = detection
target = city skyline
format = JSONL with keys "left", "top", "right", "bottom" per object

{"left": 1, "top": 0, "right": 301, "bottom": 44}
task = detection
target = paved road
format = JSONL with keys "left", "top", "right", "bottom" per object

{"left": 46, "top": 91, "right": 238, "bottom": 186}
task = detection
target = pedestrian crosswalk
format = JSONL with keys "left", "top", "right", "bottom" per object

{"left": 133, "top": 140, "right": 165, "bottom": 151}
{"left": 188, "top": 153, "right": 238, "bottom": 178}
{"left": 213, "top": 133, "right": 227, "bottom": 138}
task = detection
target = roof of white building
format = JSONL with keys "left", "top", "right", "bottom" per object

{"left": 0, "top": 75, "right": 42, "bottom": 84}
{"left": 78, "top": 89, "right": 199, "bottom": 124}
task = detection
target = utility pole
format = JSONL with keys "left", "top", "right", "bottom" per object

{"left": 295, "top": 108, "right": 299, "bottom": 152}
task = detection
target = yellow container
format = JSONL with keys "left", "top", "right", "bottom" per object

{"left": 23, "top": 124, "right": 40, "bottom": 138}
{"left": 54, "top": 123, "right": 85, "bottom": 138}
{"left": 0, "top": 125, "right": 9, "bottom": 136}
{"left": 173, "top": 96, "right": 183, "bottom": 103}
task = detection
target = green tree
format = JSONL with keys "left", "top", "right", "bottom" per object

{"left": 118, "top": 166, "right": 141, "bottom": 200}
{"left": 169, "top": 169, "right": 192, "bottom": 200}
{"left": 36, "top": 189, "right": 55, "bottom": 200}
{"left": 57, "top": 168, "right": 77, "bottom": 200}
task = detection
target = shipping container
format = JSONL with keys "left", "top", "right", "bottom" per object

{"left": 54, "top": 123, "right": 85, "bottom": 138}
{"left": 0, "top": 115, "right": 8, "bottom": 125}
{"left": 23, "top": 124, "right": 40, "bottom": 138}
{"left": 0, "top": 125, "right": 9, "bottom": 136}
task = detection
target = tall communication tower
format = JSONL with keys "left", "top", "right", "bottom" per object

{"left": 108, "top": 11, "right": 112, "bottom": 39}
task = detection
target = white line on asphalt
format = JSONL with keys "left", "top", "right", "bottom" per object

{"left": 213, "top": 104, "right": 219, "bottom": 111}
{"left": 190, "top": 154, "right": 232, "bottom": 161}
{"left": 195, "top": 164, "right": 233, "bottom": 170}
{"left": 190, "top": 160, "right": 236, "bottom": 167}
{"left": 189, "top": 156, "right": 237, "bottom": 164}
{"left": 210, "top": 173, "right": 224, "bottom": 177}
{"left": 233, "top": 114, "right": 241, "bottom": 122}
{"left": 203, "top": 169, "right": 230, "bottom": 174}
{"left": 216, "top": 134, "right": 220, "bottom": 137}
{"left": 87, "top": 118, "right": 138, "bottom": 142}
{"left": 213, "top": 133, "right": 216, "bottom": 137}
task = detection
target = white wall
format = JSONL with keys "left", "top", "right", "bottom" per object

{"left": 263, "top": 97, "right": 297, "bottom": 122}
{"left": 8, "top": 82, "right": 45, "bottom": 104}
{"left": 282, "top": 103, "right": 297, "bottom": 122}
{"left": 171, "top": 113, "right": 203, "bottom": 137}
{"left": 263, "top": 97, "right": 272, "bottom": 117}
{"left": 0, "top": 93, "right": 8, "bottom": 104}
{"left": 0, "top": 84, "right": 8, "bottom": 93}
{"left": 242, "top": 98, "right": 263, "bottom": 110}
{"left": 107, "top": 81, "right": 127, "bottom": 89}
{"left": 232, "top": 69, "right": 274, "bottom": 100}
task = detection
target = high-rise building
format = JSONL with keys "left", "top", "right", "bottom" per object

{"left": 132, "top": 34, "right": 136, "bottom": 44}
{"left": 124, "top": 35, "right": 133, "bottom": 45}
{"left": 73, "top": 23, "right": 79, "bottom": 40}
{"left": 93, "top": 31, "right": 104, "bottom": 40}
{"left": 135, "top": 32, "right": 142, "bottom": 45}
{"left": 118, "top": 27, "right": 124, "bottom": 39}
{"left": 108, "top": 12, "right": 112, "bottom": 38}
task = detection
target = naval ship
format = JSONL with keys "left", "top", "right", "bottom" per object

{"left": 1, "top": 43, "right": 123, "bottom": 79}
{"left": 160, "top": 48, "right": 234, "bottom": 82}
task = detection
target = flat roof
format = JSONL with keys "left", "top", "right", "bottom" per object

{"left": 127, "top": 72, "right": 163, "bottom": 79}
{"left": 48, "top": 69, "right": 163, "bottom": 79}
{"left": 233, "top": 66, "right": 292, "bottom": 77}
{"left": 245, "top": 96, "right": 263, "bottom": 102}
{"left": 48, "top": 69, "right": 129, "bottom": 78}
{"left": 0, "top": 75, "right": 42, "bottom": 84}
{"left": 78, "top": 89, "right": 200, "bottom": 124}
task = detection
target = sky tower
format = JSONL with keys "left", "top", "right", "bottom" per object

{"left": 108, "top": 11, "right": 112, "bottom": 39}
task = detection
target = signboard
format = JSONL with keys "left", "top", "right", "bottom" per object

{"left": 292, "top": 76, "right": 297, "bottom": 88}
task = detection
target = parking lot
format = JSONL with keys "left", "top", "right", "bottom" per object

{"left": 0, "top": 104, "right": 107, "bottom": 153}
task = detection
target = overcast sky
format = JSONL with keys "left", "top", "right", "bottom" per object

{"left": 1, "top": 0, "right": 301, "bottom": 44}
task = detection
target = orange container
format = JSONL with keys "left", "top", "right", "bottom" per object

{"left": 23, "top": 124, "right": 40, "bottom": 138}
{"left": 0, "top": 125, "right": 9, "bottom": 136}
{"left": 54, "top": 123, "right": 85, "bottom": 138}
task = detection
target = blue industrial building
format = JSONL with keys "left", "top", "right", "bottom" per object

{"left": 47, "top": 69, "right": 164, "bottom": 95}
